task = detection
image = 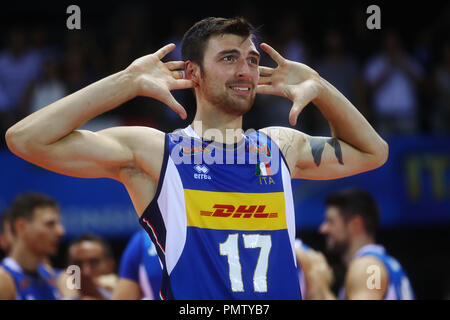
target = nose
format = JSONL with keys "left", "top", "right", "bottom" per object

{"left": 57, "top": 223, "right": 66, "bottom": 237}
{"left": 81, "top": 263, "right": 92, "bottom": 277}
{"left": 235, "top": 58, "right": 251, "bottom": 79}
{"left": 319, "top": 222, "right": 328, "bottom": 235}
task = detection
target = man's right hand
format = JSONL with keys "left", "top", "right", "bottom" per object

{"left": 126, "top": 43, "right": 194, "bottom": 120}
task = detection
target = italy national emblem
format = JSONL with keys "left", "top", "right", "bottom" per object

{"left": 256, "top": 161, "right": 273, "bottom": 176}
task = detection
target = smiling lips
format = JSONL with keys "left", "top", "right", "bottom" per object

{"left": 228, "top": 83, "right": 252, "bottom": 95}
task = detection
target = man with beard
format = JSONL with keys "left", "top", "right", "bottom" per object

{"left": 317, "top": 188, "right": 415, "bottom": 299}
{"left": 5, "top": 17, "right": 388, "bottom": 299}
{"left": 0, "top": 193, "right": 65, "bottom": 300}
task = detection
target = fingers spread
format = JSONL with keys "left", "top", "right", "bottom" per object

{"left": 257, "top": 76, "right": 272, "bottom": 85}
{"left": 259, "top": 66, "right": 274, "bottom": 76}
{"left": 165, "top": 61, "right": 185, "bottom": 71}
{"left": 170, "top": 79, "right": 195, "bottom": 90}
{"left": 256, "top": 84, "right": 281, "bottom": 96}
{"left": 171, "top": 70, "right": 185, "bottom": 80}
{"left": 260, "top": 43, "right": 285, "bottom": 65}
{"left": 288, "top": 80, "right": 319, "bottom": 126}
{"left": 161, "top": 92, "right": 187, "bottom": 120}
{"left": 155, "top": 43, "right": 176, "bottom": 60}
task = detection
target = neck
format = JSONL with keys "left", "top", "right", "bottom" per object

{"left": 343, "top": 235, "right": 375, "bottom": 266}
{"left": 192, "top": 100, "right": 245, "bottom": 144}
{"left": 10, "top": 240, "right": 43, "bottom": 272}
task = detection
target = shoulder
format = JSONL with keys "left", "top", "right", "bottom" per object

{"left": 99, "top": 126, "right": 165, "bottom": 148}
{"left": 345, "top": 255, "right": 389, "bottom": 299}
{"left": 259, "top": 126, "right": 308, "bottom": 173}
{"left": 348, "top": 255, "right": 387, "bottom": 275}
{"left": 0, "top": 266, "right": 16, "bottom": 300}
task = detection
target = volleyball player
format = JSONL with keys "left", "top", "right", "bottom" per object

{"left": 5, "top": 17, "right": 388, "bottom": 299}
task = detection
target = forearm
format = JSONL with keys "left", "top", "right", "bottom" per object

{"left": 6, "top": 69, "right": 137, "bottom": 149}
{"left": 312, "top": 77, "right": 388, "bottom": 158}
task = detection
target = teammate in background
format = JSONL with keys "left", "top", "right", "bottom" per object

{"left": 112, "top": 230, "right": 162, "bottom": 300}
{"left": 0, "top": 193, "right": 65, "bottom": 300}
{"left": 294, "top": 238, "right": 335, "bottom": 299}
{"left": 314, "top": 188, "right": 415, "bottom": 300}
{"left": 6, "top": 17, "right": 388, "bottom": 299}
{"left": 0, "top": 210, "right": 15, "bottom": 259}
{"left": 58, "top": 233, "right": 118, "bottom": 300}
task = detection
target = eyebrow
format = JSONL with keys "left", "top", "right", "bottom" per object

{"left": 217, "top": 49, "right": 260, "bottom": 59}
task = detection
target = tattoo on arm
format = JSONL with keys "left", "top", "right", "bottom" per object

{"left": 309, "top": 137, "right": 344, "bottom": 166}
{"left": 278, "top": 129, "right": 296, "bottom": 158}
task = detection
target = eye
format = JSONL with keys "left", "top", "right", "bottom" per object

{"left": 248, "top": 57, "right": 259, "bottom": 66}
{"left": 222, "top": 55, "right": 237, "bottom": 62}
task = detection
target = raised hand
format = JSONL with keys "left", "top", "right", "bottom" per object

{"left": 126, "top": 43, "right": 194, "bottom": 119}
{"left": 257, "top": 43, "right": 323, "bottom": 126}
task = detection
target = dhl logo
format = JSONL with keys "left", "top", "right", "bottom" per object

{"left": 185, "top": 189, "right": 286, "bottom": 230}
{"left": 200, "top": 204, "right": 278, "bottom": 218}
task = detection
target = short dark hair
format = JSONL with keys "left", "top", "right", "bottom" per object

{"left": 68, "top": 233, "right": 114, "bottom": 260}
{"left": 325, "top": 188, "right": 379, "bottom": 236}
{"left": 8, "top": 193, "right": 59, "bottom": 235}
{"left": 181, "top": 17, "right": 256, "bottom": 70}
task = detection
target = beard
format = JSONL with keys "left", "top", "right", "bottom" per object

{"left": 200, "top": 71, "right": 256, "bottom": 117}
{"left": 325, "top": 236, "right": 349, "bottom": 256}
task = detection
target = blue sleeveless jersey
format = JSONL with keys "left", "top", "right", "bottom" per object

{"left": 138, "top": 126, "right": 301, "bottom": 300}
{"left": 119, "top": 230, "right": 162, "bottom": 299}
{"left": 0, "top": 257, "right": 60, "bottom": 300}
{"left": 339, "top": 244, "right": 415, "bottom": 300}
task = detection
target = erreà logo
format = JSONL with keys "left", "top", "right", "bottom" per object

{"left": 193, "top": 164, "right": 211, "bottom": 180}
{"left": 200, "top": 204, "right": 278, "bottom": 218}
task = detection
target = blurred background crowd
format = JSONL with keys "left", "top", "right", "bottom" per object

{"left": 1, "top": 1, "right": 449, "bottom": 142}
{"left": 0, "top": 0, "right": 449, "bottom": 299}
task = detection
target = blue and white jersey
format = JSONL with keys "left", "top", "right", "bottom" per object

{"left": 118, "top": 230, "right": 162, "bottom": 299}
{"left": 138, "top": 126, "right": 301, "bottom": 300}
{"left": 339, "top": 244, "right": 415, "bottom": 300}
{"left": 0, "top": 257, "right": 60, "bottom": 300}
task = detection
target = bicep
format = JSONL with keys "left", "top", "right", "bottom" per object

{"left": 295, "top": 134, "right": 382, "bottom": 180}
{"left": 23, "top": 126, "right": 164, "bottom": 181}
{"left": 345, "top": 257, "right": 388, "bottom": 300}
{"left": 39, "top": 128, "right": 134, "bottom": 179}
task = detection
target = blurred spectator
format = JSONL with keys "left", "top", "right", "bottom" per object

{"left": 27, "top": 57, "right": 67, "bottom": 114}
{"left": 315, "top": 29, "right": 367, "bottom": 134}
{"left": 364, "top": 29, "right": 424, "bottom": 135}
{"left": 112, "top": 230, "right": 162, "bottom": 300}
{"left": 0, "top": 193, "right": 65, "bottom": 300}
{"left": 257, "top": 15, "right": 312, "bottom": 131}
{"left": 317, "top": 188, "right": 415, "bottom": 300}
{"left": 431, "top": 41, "right": 450, "bottom": 133}
{"left": 349, "top": 5, "right": 377, "bottom": 64}
{"left": 0, "top": 26, "right": 43, "bottom": 148}
{"left": 62, "top": 33, "right": 92, "bottom": 94}
{"left": 58, "top": 233, "right": 117, "bottom": 300}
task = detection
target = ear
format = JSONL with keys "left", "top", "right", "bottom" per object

{"left": 106, "top": 258, "right": 115, "bottom": 274}
{"left": 13, "top": 218, "right": 27, "bottom": 236}
{"left": 348, "top": 216, "right": 364, "bottom": 234}
{"left": 184, "top": 60, "right": 200, "bottom": 87}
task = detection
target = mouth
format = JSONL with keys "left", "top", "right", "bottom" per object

{"left": 228, "top": 84, "right": 252, "bottom": 95}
